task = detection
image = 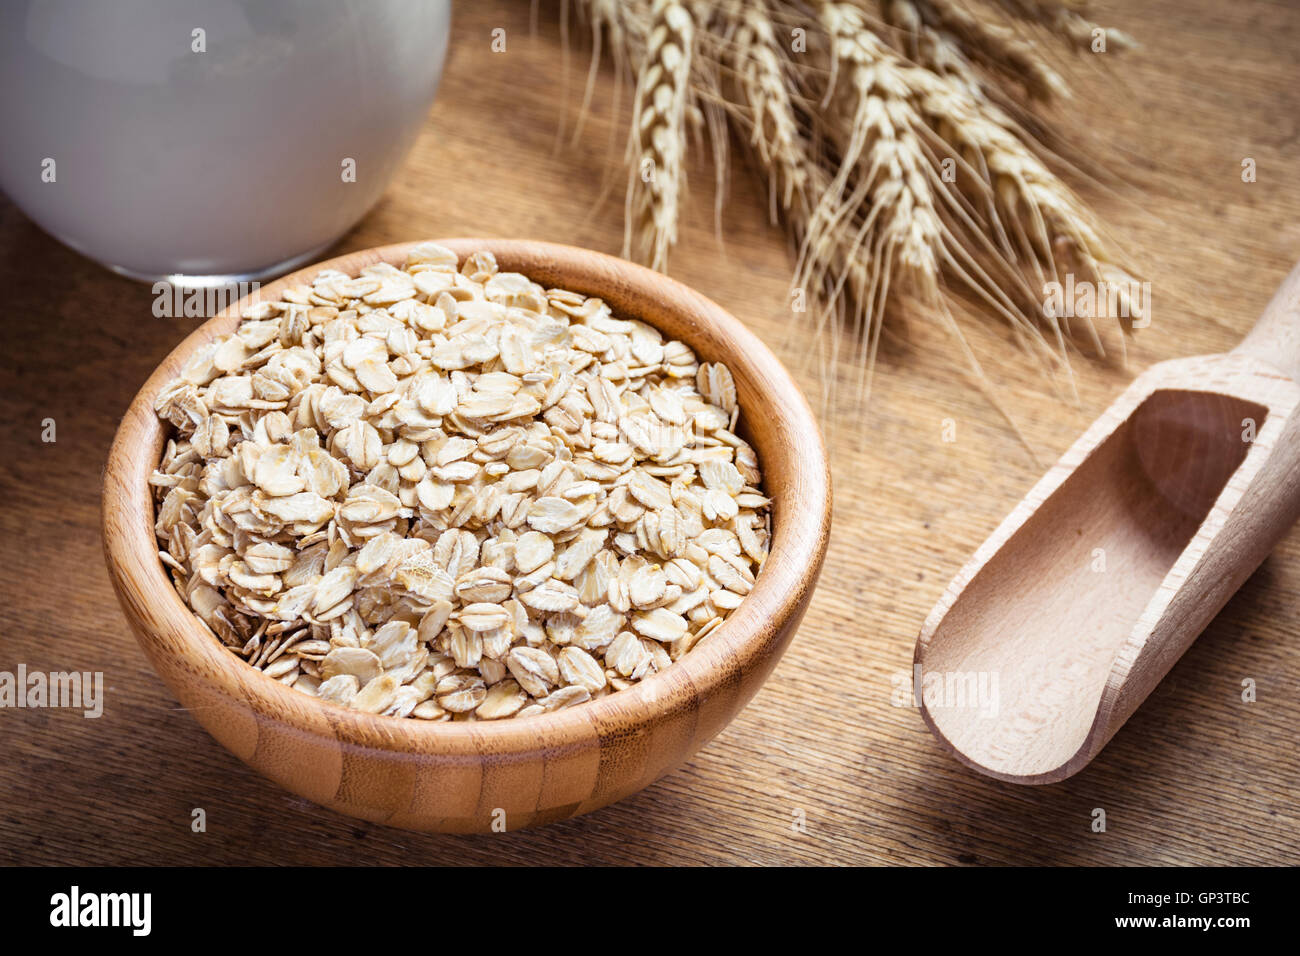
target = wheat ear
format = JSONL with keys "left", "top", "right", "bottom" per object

{"left": 887, "top": 0, "right": 1068, "bottom": 99}
{"left": 994, "top": 0, "right": 1137, "bottom": 51}
{"left": 864, "top": 1, "right": 1137, "bottom": 366}
{"left": 802, "top": 1, "right": 954, "bottom": 407}
{"left": 727, "top": 2, "right": 812, "bottom": 224}
{"left": 624, "top": 0, "right": 694, "bottom": 272}
{"left": 809, "top": 3, "right": 944, "bottom": 296}
{"left": 912, "top": 70, "right": 1138, "bottom": 362}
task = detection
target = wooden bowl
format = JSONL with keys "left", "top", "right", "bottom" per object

{"left": 102, "top": 239, "right": 831, "bottom": 833}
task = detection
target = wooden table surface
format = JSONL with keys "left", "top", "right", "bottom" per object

{"left": 3, "top": 0, "right": 1298, "bottom": 866}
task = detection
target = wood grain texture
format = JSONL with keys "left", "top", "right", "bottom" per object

{"left": 2, "top": 0, "right": 1299, "bottom": 864}
{"left": 101, "top": 239, "right": 831, "bottom": 833}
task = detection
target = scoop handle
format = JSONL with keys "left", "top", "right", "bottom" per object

{"left": 1234, "top": 261, "right": 1300, "bottom": 383}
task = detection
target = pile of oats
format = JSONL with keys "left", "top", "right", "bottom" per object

{"left": 150, "top": 244, "right": 770, "bottom": 720}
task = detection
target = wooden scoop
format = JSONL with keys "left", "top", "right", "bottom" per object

{"left": 915, "top": 263, "right": 1300, "bottom": 784}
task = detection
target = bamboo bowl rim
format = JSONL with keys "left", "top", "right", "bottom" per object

{"left": 102, "top": 239, "right": 831, "bottom": 759}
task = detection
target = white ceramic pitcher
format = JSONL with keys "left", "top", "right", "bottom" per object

{"left": 0, "top": 0, "right": 451, "bottom": 282}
